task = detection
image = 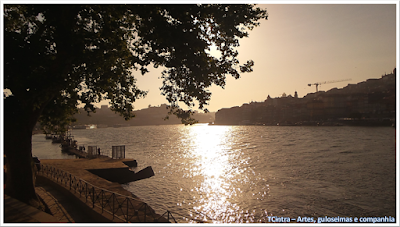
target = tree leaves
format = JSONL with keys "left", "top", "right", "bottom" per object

{"left": 4, "top": 4, "right": 267, "bottom": 126}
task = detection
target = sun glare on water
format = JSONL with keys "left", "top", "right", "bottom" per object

{"left": 183, "top": 124, "right": 242, "bottom": 223}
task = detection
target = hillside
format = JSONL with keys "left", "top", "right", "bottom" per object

{"left": 72, "top": 104, "right": 215, "bottom": 127}
{"left": 214, "top": 69, "right": 396, "bottom": 126}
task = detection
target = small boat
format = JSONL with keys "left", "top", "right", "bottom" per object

{"left": 73, "top": 125, "right": 89, "bottom": 129}
{"left": 52, "top": 135, "right": 64, "bottom": 143}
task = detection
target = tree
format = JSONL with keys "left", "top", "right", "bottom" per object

{"left": 3, "top": 4, "right": 267, "bottom": 206}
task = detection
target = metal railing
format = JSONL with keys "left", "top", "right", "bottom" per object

{"left": 38, "top": 164, "right": 177, "bottom": 223}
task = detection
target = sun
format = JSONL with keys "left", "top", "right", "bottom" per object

{"left": 205, "top": 44, "right": 222, "bottom": 59}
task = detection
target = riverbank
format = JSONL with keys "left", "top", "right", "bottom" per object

{"left": 38, "top": 156, "right": 174, "bottom": 223}
{"left": 5, "top": 156, "right": 135, "bottom": 223}
{"left": 40, "top": 156, "right": 142, "bottom": 198}
{"left": 5, "top": 156, "right": 169, "bottom": 223}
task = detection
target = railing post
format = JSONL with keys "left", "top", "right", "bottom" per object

{"left": 144, "top": 204, "right": 147, "bottom": 222}
{"left": 78, "top": 180, "right": 81, "bottom": 196}
{"left": 126, "top": 199, "right": 129, "bottom": 223}
{"left": 101, "top": 190, "right": 104, "bottom": 214}
{"left": 112, "top": 193, "right": 115, "bottom": 219}
{"left": 69, "top": 174, "right": 72, "bottom": 190}
{"left": 92, "top": 186, "right": 95, "bottom": 208}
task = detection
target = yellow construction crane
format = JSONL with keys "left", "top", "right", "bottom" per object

{"left": 308, "top": 78, "right": 352, "bottom": 92}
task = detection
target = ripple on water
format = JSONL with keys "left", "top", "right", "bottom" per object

{"left": 62, "top": 125, "right": 396, "bottom": 222}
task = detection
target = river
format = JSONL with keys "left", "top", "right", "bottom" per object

{"left": 32, "top": 124, "right": 397, "bottom": 223}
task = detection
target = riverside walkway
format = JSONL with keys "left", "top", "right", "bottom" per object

{"left": 4, "top": 182, "right": 94, "bottom": 223}
{"left": 4, "top": 156, "right": 176, "bottom": 223}
{"left": 35, "top": 183, "right": 95, "bottom": 222}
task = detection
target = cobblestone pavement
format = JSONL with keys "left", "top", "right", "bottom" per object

{"left": 35, "top": 186, "right": 74, "bottom": 223}
{"left": 35, "top": 183, "right": 95, "bottom": 223}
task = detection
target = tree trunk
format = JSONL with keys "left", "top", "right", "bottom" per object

{"left": 4, "top": 96, "right": 42, "bottom": 208}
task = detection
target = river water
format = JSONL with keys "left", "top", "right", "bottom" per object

{"left": 32, "top": 124, "right": 397, "bottom": 223}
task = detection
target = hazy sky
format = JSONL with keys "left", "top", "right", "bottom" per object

{"left": 2, "top": 3, "right": 397, "bottom": 113}
{"left": 109, "top": 3, "right": 396, "bottom": 112}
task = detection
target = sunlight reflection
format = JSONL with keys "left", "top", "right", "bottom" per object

{"left": 184, "top": 124, "right": 240, "bottom": 223}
